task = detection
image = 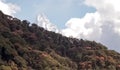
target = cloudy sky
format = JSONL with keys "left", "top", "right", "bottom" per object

{"left": 0, "top": 0, "right": 120, "bottom": 52}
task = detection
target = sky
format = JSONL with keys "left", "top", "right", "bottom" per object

{"left": 2, "top": 0, "right": 96, "bottom": 28}
{"left": 0, "top": 0, "right": 120, "bottom": 52}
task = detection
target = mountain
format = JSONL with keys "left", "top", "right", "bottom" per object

{"left": 37, "top": 14, "right": 59, "bottom": 33}
{"left": 0, "top": 10, "right": 120, "bottom": 70}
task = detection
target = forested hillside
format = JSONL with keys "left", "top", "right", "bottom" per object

{"left": 0, "top": 11, "right": 120, "bottom": 70}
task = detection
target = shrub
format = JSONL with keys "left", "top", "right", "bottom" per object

{"left": 0, "top": 65, "right": 12, "bottom": 70}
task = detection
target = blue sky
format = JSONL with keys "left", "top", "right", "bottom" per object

{"left": 5, "top": 0, "right": 96, "bottom": 29}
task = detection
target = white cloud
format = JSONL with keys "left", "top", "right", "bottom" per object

{"left": 61, "top": 12, "right": 102, "bottom": 41}
{"left": 85, "top": 0, "right": 120, "bottom": 34}
{"left": 35, "top": 0, "right": 120, "bottom": 52}
{"left": 61, "top": 0, "right": 120, "bottom": 52}
{"left": 0, "top": 0, "right": 20, "bottom": 16}
{"left": 37, "top": 14, "right": 59, "bottom": 33}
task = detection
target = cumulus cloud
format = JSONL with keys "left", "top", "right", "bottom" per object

{"left": 85, "top": 0, "right": 120, "bottom": 35}
{"left": 0, "top": 0, "right": 20, "bottom": 16}
{"left": 35, "top": 0, "right": 120, "bottom": 52}
{"left": 61, "top": 0, "right": 120, "bottom": 52}
{"left": 37, "top": 14, "right": 59, "bottom": 33}
{"left": 62, "top": 12, "right": 101, "bottom": 41}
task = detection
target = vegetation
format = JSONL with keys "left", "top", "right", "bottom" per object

{"left": 0, "top": 11, "right": 120, "bottom": 70}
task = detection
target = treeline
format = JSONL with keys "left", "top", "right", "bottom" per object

{"left": 0, "top": 11, "right": 120, "bottom": 70}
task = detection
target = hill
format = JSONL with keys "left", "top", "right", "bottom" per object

{"left": 0, "top": 11, "right": 120, "bottom": 70}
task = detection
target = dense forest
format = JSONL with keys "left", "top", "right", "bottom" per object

{"left": 0, "top": 11, "right": 120, "bottom": 70}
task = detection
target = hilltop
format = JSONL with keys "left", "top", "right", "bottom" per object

{"left": 0, "top": 11, "right": 120, "bottom": 70}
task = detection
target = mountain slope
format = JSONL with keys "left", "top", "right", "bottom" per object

{"left": 0, "top": 11, "right": 120, "bottom": 70}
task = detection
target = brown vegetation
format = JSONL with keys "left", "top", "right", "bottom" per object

{"left": 0, "top": 11, "right": 120, "bottom": 70}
